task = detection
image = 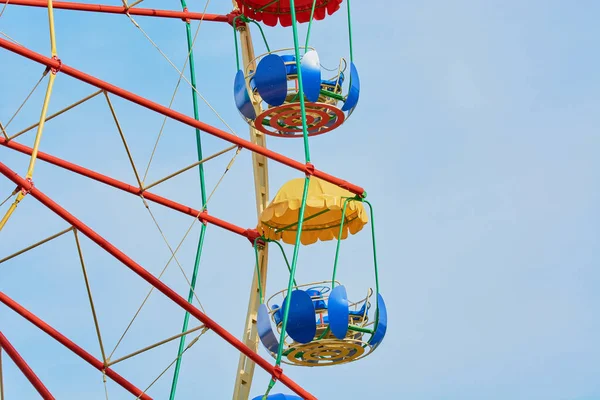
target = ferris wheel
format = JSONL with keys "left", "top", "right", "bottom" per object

{"left": 0, "top": 1, "right": 387, "bottom": 399}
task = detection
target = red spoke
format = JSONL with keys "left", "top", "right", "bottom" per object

{"left": 0, "top": 37, "right": 366, "bottom": 197}
{"left": 0, "top": 161, "right": 316, "bottom": 400}
{"left": 0, "top": 331, "right": 55, "bottom": 400}
{"left": 0, "top": 0, "right": 229, "bottom": 22}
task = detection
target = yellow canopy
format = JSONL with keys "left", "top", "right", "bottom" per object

{"left": 257, "top": 177, "right": 368, "bottom": 245}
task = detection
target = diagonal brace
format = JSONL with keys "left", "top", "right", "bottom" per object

{"left": 0, "top": 161, "right": 316, "bottom": 400}
{"left": 0, "top": 331, "right": 55, "bottom": 400}
{"left": 0, "top": 37, "right": 366, "bottom": 197}
{"left": 0, "top": 293, "right": 151, "bottom": 399}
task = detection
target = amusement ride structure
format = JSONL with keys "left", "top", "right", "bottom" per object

{"left": 0, "top": 1, "right": 387, "bottom": 398}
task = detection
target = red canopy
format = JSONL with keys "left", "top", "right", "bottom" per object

{"left": 235, "top": 0, "right": 343, "bottom": 27}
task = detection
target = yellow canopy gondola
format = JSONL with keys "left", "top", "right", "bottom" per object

{"left": 257, "top": 177, "right": 368, "bottom": 245}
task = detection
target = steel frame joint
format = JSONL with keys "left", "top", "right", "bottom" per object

{"left": 244, "top": 228, "right": 263, "bottom": 246}
{"left": 181, "top": 7, "right": 191, "bottom": 24}
{"left": 271, "top": 365, "right": 283, "bottom": 382}
{"left": 50, "top": 55, "right": 62, "bottom": 75}
{"left": 21, "top": 177, "right": 34, "bottom": 196}
{"left": 198, "top": 210, "right": 209, "bottom": 226}
{"left": 227, "top": 9, "right": 244, "bottom": 28}
{"left": 305, "top": 162, "right": 315, "bottom": 177}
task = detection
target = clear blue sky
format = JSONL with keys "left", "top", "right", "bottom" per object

{"left": 1, "top": 0, "right": 599, "bottom": 399}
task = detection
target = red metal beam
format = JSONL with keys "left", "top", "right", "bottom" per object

{"left": 0, "top": 0, "right": 229, "bottom": 22}
{"left": 0, "top": 37, "right": 366, "bottom": 197}
{"left": 0, "top": 162, "right": 316, "bottom": 400}
{"left": 0, "top": 331, "right": 55, "bottom": 400}
{"left": 0, "top": 295, "right": 151, "bottom": 400}
{"left": 0, "top": 137, "right": 254, "bottom": 240}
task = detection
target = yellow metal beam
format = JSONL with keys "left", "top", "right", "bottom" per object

{"left": 232, "top": 3, "right": 271, "bottom": 399}
{"left": 1, "top": 0, "right": 58, "bottom": 232}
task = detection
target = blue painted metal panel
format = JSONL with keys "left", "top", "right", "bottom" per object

{"left": 284, "top": 290, "right": 317, "bottom": 344}
{"left": 342, "top": 62, "right": 360, "bottom": 112}
{"left": 328, "top": 285, "right": 350, "bottom": 339}
{"left": 255, "top": 54, "right": 288, "bottom": 106}
{"left": 234, "top": 69, "right": 256, "bottom": 120}
{"left": 301, "top": 50, "right": 321, "bottom": 102}
{"left": 369, "top": 294, "right": 388, "bottom": 349}
{"left": 322, "top": 71, "right": 345, "bottom": 87}
{"left": 257, "top": 304, "right": 280, "bottom": 354}
{"left": 349, "top": 301, "right": 369, "bottom": 318}
{"left": 252, "top": 394, "right": 303, "bottom": 400}
{"left": 281, "top": 54, "right": 298, "bottom": 76}
{"left": 305, "top": 289, "right": 327, "bottom": 310}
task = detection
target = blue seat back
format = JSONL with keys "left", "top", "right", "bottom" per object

{"left": 233, "top": 69, "right": 256, "bottom": 120}
{"left": 254, "top": 54, "right": 288, "bottom": 106}
{"left": 257, "top": 304, "right": 280, "bottom": 355}
{"left": 368, "top": 294, "right": 388, "bottom": 350}
{"left": 281, "top": 55, "right": 297, "bottom": 75}
{"left": 305, "top": 289, "right": 327, "bottom": 310}
{"left": 282, "top": 290, "right": 317, "bottom": 344}
{"left": 328, "top": 285, "right": 350, "bottom": 339}
{"left": 341, "top": 62, "right": 360, "bottom": 113}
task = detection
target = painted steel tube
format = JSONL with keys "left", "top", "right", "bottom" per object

{"left": 0, "top": 137, "right": 249, "bottom": 238}
{"left": 0, "top": 0, "right": 229, "bottom": 22}
{"left": 0, "top": 294, "right": 151, "bottom": 399}
{"left": 0, "top": 331, "right": 55, "bottom": 400}
{"left": 0, "top": 37, "right": 365, "bottom": 197}
{"left": 0, "top": 162, "right": 316, "bottom": 400}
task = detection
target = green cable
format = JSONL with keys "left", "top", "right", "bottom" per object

{"left": 363, "top": 200, "right": 381, "bottom": 335}
{"left": 272, "top": 0, "right": 315, "bottom": 369}
{"left": 304, "top": 0, "right": 318, "bottom": 51}
{"left": 250, "top": 20, "right": 271, "bottom": 52}
{"left": 257, "top": 0, "right": 279, "bottom": 12}
{"left": 253, "top": 237, "right": 299, "bottom": 306}
{"left": 269, "top": 239, "right": 298, "bottom": 287}
{"left": 274, "top": 176, "right": 311, "bottom": 366}
{"left": 234, "top": 16, "right": 271, "bottom": 69}
{"left": 169, "top": 5, "right": 209, "bottom": 399}
{"left": 347, "top": 0, "right": 354, "bottom": 62}
{"left": 233, "top": 16, "right": 241, "bottom": 70}
{"left": 363, "top": 200, "right": 379, "bottom": 296}
{"left": 288, "top": 0, "right": 312, "bottom": 162}
{"left": 331, "top": 197, "right": 353, "bottom": 288}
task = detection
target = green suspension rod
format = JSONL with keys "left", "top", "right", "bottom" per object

{"left": 331, "top": 197, "right": 352, "bottom": 288}
{"left": 364, "top": 200, "right": 380, "bottom": 297}
{"left": 289, "top": 0, "right": 312, "bottom": 162}
{"left": 272, "top": 0, "right": 315, "bottom": 368}
{"left": 275, "top": 176, "right": 311, "bottom": 367}
{"left": 169, "top": 4, "right": 209, "bottom": 399}
{"left": 304, "top": 0, "right": 318, "bottom": 51}
{"left": 347, "top": 0, "right": 355, "bottom": 62}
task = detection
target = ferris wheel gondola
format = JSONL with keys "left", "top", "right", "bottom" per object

{"left": 252, "top": 178, "right": 387, "bottom": 368}
{"left": 235, "top": 0, "right": 344, "bottom": 27}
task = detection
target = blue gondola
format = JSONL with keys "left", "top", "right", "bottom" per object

{"left": 233, "top": 49, "right": 360, "bottom": 138}
{"left": 257, "top": 282, "right": 387, "bottom": 367}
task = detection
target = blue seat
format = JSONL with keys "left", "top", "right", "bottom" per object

{"left": 305, "top": 289, "right": 327, "bottom": 310}
{"left": 272, "top": 287, "right": 327, "bottom": 327}
{"left": 275, "top": 299, "right": 368, "bottom": 326}
{"left": 252, "top": 394, "right": 302, "bottom": 400}
{"left": 321, "top": 72, "right": 345, "bottom": 88}
{"left": 250, "top": 53, "right": 344, "bottom": 101}
{"left": 272, "top": 304, "right": 282, "bottom": 326}
{"left": 349, "top": 301, "right": 369, "bottom": 319}
{"left": 271, "top": 54, "right": 344, "bottom": 90}
{"left": 281, "top": 55, "right": 298, "bottom": 75}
